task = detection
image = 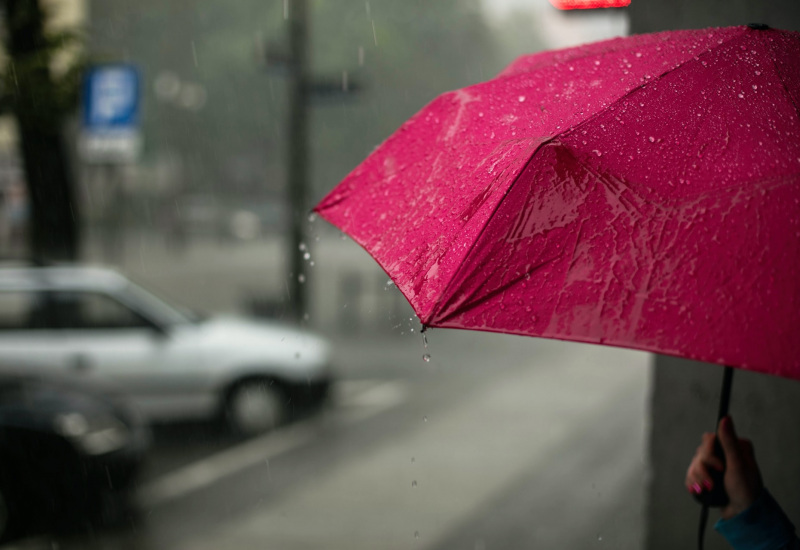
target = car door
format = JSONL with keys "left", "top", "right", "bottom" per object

{"left": 0, "top": 289, "right": 72, "bottom": 374}
{"left": 52, "top": 290, "right": 213, "bottom": 422}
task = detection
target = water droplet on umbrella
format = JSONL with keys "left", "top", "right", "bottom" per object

{"left": 518, "top": 95, "right": 526, "bottom": 102}
{"left": 755, "top": 70, "right": 762, "bottom": 76}
{"left": 738, "top": 93, "right": 745, "bottom": 98}
{"left": 648, "top": 136, "right": 655, "bottom": 143}
{"left": 411, "top": 457, "right": 415, "bottom": 463}
{"left": 593, "top": 150, "right": 602, "bottom": 157}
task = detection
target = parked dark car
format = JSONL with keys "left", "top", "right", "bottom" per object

{"left": 0, "top": 369, "right": 150, "bottom": 542}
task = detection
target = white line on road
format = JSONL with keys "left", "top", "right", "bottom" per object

{"left": 135, "top": 380, "right": 408, "bottom": 508}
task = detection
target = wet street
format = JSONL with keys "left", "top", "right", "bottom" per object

{"left": 9, "top": 328, "right": 651, "bottom": 550}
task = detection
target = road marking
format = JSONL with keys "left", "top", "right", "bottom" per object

{"left": 135, "top": 380, "right": 408, "bottom": 508}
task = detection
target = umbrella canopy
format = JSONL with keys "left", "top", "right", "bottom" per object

{"left": 315, "top": 25, "right": 800, "bottom": 380}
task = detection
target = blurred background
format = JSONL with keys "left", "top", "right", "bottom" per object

{"left": 0, "top": 0, "right": 796, "bottom": 549}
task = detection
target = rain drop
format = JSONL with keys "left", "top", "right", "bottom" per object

{"left": 592, "top": 150, "right": 602, "bottom": 157}
{"left": 299, "top": 242, "right": 306, "bottom": 251}
{"left": 518, "top": 95, "right": 526, "bottom": 103}
{"left": 412, "top": 480, "right": 418, "bottom": 487}
{"left": 303, "top": 252, "right": 311, "bottom": 260}
{"left": 298, "top": 274, "right": 306, "bottom": 283}
{"left": 423, "top": 354, "right": 431, "bottom": 362}
{"left": 755, "top": 70, "right": 762, "bottom": 76}
{"left": 648, "top": 136, "right": 655, "bottom": 143}
{"left": 752, "top": 84, "right": 758, "bottom": 90}
{"left": 307, "top": 213, "right": 317, "bottom": 223}
{"left": 423, "top": 416, "right": 428, "bottom": 422}
{"left": 738, "top": 93, "right": 745, "bottom": 99}
{"left": 414, "top": 531, "right": 420, "bottom": 539}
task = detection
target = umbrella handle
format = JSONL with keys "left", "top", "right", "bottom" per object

{"left": 694, "top": 366, "right": 735, "bottom": 550}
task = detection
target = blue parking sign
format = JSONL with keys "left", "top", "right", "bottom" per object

{"left": 81, "top": 65, "right": 142, "bottom": 162}
{"left": 84, "top": 65, "right": 140, "bottom": 128}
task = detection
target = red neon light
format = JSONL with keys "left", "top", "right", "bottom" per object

{"left": 549, "top": 0, "right": 630, "bottom": 9}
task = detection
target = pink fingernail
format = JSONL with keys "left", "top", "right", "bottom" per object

{"left": 692, "top": 483, "right": 702, "bottom": 494}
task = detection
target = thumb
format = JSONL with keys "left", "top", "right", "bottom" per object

{"left": 717, "top": 416, "right": 742, "bottom": 465}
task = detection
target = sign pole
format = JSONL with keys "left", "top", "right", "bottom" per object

{"left": 287, "top": 0, "right": 309, "bottom": 322}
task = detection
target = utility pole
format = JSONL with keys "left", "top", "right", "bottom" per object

{"left": 287, "top": 0, "right": 310, "bottom": 322}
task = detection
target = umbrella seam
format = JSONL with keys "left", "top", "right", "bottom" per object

{"left": 765, "top": 34, "right": 800, "bottom": 121}
{"left": 426, "top": 140, "right": 550, "bottom": 326}
{"left": 547, "top": 27, "right": 751, "bottom": 146}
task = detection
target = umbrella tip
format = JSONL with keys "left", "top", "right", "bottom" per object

{"left": 746, "top": 23, "right": 770, "bottom": 30}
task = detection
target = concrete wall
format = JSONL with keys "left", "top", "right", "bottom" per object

{"left": 627, "top": 3, "right": 800, "bottom": 549}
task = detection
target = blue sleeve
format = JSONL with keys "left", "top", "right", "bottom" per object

{"left": 715, "top": 490, "right": 800, "bottom": 550}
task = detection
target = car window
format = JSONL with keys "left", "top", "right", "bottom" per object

{"left": 52, "top": 292, "right": 152, "bottom": 330}
{"left": 0, "top": 290, "right": 52, "bottom": 330}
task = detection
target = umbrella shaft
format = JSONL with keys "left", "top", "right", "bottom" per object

{"left": 716, "top": 366, "right": 734, "bottom": 423}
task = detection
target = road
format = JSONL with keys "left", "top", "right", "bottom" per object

{"left": 14, "top": 329, "right": 651, "bottom": 550}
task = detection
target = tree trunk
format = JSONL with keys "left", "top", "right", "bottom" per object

{"left": 3, "top": 0, "right": 80, "bottom": 262}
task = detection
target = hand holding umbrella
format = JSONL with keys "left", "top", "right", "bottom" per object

{"left": 686, "top": 417, "right": 799, "bottom": 549}
{"left": 686, "top": 416, "right": 763, "bottom": 520}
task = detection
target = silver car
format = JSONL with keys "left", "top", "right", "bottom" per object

{"left": 0, "top": 266, "right": 333, "bottom": 436}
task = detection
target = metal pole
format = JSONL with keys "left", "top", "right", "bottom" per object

{"left": 287, "top": 0, "right": 309, "bottom": 322}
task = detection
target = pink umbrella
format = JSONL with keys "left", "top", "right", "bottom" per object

{"left": 316, "top": 24, "right": 800, "bottom": 380}
{"left": 316, "top": 24, "right": 800, "bottom": 545}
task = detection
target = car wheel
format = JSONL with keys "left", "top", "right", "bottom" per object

{"left": 225, "top": 379, "right": 286, "bottom": 437}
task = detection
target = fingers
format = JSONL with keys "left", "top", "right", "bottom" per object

{"left": 717, "top": 416, "right": 742, "bottom": 467}
{"left": 686, "top": 459, "right": 716, "bottom": 494}
{"left": 698, "top": 432, "right": 725, "bottom": 471}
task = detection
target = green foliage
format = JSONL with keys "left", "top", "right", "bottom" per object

{"left": 0, "top": 3, "right": 87, "bottom": 131}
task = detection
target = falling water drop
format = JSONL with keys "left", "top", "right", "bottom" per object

{"left": 422, "top": 354, "right": 431, "bottom": 362}
{"left": 299, "top": 242, "right": 307, "bottom": 251}
{"left": 308, "top": 213, "right": 317, "bottom": 223}
{"left": 303, "top": 252, "right": 311, "bottom": 260}
{"left": 414, "top": 531, "right": 420, "bottom": 539}
{"left": 298, "top": 274, "right": 306, "bottom": 283}
{"left": 411, "top": 480, "right": 418, "bottom": 487}
{"left": 423, "top": 416, "right": 428, "bottom": 423}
